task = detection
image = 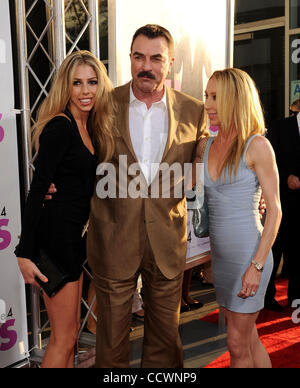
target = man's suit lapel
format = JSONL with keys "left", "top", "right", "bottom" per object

{"left": 161, "top": 86, "right": 180, "bottom": 162}
{"left": 116, "top": 83, "right": 138, "bottom": 163}
{"left": 116, "top": 84, "right": 181, "bottom": 190}
{"left": 117, "top": 84, "right": 180, "bottom": 163}
{"left": 116, "top": 83, "right": 149, "bottom": 189}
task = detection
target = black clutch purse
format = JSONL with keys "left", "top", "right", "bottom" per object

{"left": 35, "top": 249, "right": 69, "bottom": 297}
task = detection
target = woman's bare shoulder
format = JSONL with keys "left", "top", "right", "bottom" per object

{"left": 248, "top": 135, "right": 275, "bottom": 164}
{"left": 249, "top": 135, "right": 272, "bottom": 153}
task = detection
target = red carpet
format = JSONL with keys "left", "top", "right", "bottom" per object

{"left": 201, "top": 278, "right": 300, "bottom": 368}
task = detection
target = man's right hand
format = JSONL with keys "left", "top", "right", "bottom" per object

{"left": 45, "top": 183, "right": 57, "bottom": 200}
{"left": 287, "top": 175, "right": 300, "bottom": 190}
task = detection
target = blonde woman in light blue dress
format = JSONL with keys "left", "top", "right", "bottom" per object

{"left": 195, "top": 68, "right": 282, "bottom": 368}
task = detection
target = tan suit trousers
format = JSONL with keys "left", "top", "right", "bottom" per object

{"left": 92, "top": 233, "right": 184, "bottom": 368}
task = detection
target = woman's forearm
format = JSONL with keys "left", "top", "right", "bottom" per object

{"left": 252, "top": 204, "right": 282, "bottom": 267}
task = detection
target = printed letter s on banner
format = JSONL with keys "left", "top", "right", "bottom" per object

{"left": 0, "top": 319, "right": 18, "bottom": 351}
{"left": 0, "top": 219, "right": 11, "bottom": 250}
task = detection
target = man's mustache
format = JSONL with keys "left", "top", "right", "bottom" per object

{"left": 137, "top": 71, "right": 155, "bottom": 80}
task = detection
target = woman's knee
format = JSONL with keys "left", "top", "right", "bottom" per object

{"left": 227, "top": 331, "right": 250, "bottom": 359}
{"left": 49, "top": 323, "right": 79, "bottom": 351}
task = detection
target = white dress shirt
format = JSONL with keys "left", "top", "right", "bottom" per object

{"left": 129, "top": 84, "right": 168, "bottom": 185}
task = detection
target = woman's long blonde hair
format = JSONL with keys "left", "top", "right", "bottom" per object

{"left": 32, "top": 50, "right": 116, "bottom": 162}
{"left": 212, "top": 68, "right": 265, "bottom": 178}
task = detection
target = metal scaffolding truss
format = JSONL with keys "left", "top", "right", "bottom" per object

{"left": 14, "top": 0, "right": 100, "bottom": 361}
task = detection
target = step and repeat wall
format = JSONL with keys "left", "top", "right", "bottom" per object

{"left": 0, "top": 0, "right": 28, "bottom": 368}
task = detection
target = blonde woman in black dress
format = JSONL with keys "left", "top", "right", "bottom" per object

{"left": 16, "top": 51, "right": 115, "bottom": 368}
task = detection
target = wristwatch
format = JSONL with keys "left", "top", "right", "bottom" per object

{"left": 251, "top": 260, "right": 263, "bottom": 272}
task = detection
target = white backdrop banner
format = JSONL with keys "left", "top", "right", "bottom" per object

{"left": 108, "top": 0, "right": 233, "bottom": 260}
{"left": 108, "top": 0, "right": 231, "bottom": 95}
{"left": 0, "top": 0, "right": 28, "bottom": 368}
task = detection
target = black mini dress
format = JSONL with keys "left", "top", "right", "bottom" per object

{"left": 15, "top": 110, "right": 97, "bottom": 281}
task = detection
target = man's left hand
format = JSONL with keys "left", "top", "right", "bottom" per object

{"left": 259, "top": 194, "right": 266, "bottom": 219}
{"left": 44, "top": 183, "right": 57, "bottom": 200}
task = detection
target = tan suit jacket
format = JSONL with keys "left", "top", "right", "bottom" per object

{"left": 87, "top": 82, "right": 206, "bottom": 280}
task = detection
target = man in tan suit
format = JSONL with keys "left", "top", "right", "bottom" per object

{"left": 87, "top": 24, "right": 207, "bottom": 368}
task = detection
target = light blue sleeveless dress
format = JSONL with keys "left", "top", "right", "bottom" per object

{"left": 203, "top": 135, "right": 273, "bottom": 313}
